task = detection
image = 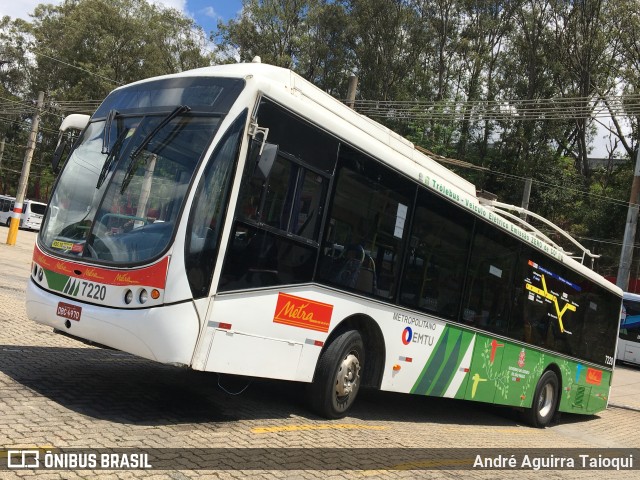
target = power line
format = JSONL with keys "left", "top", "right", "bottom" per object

{"left": 33, "top": 50, "right": 123, "bottom": 86}
{"left": 424, "top": 148, "right": 632, "bottom": 209}
{"left": 353, "top": 94, "right": 640, "bottom": 121}
{"left": 0, "top": 116, "right": 59, "bottom": 134}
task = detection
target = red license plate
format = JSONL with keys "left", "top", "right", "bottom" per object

{"left": 57, "top": 302, "right": 82, "bottom": 321}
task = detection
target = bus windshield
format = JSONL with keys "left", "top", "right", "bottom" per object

{"left": 40, "top": 76, "right": 244, "bottom": 264}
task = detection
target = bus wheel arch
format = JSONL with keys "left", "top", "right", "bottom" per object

{"left": 307, "top": 314, "right": 385, "bottom": 418}
{"left": 524, "top": 365, "right": 561, "bottom": 428}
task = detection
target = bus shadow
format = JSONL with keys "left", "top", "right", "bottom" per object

{"left": 0, "top": 344, "right": 543, "bottom": 428}
{"left": 0, "top": 344, "right": 239, "bottom": 425}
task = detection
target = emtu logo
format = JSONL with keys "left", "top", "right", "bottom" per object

{"left": 402, "top": 327, "right": 413, "bottom": 345}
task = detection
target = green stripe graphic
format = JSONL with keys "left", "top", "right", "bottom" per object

{"left": 411, "top": 327, "right": 474, "bottom": 397}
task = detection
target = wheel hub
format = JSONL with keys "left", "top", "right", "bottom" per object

{"left": 335, "top": 353, "right": 360, "bottom": 397}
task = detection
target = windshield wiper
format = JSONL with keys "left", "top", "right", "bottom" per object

{"left": 96, "top": 128, "right": 128, "bottom": 189}
{"left": 101, "top": 109, "right": 118, "bottom": 155}
{"left": 120, "top": 105, "right": 190, "bottom": 194}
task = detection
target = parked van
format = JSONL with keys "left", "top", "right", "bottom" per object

{"left": 0, "top": 195, "right": 47, "bottom": 231}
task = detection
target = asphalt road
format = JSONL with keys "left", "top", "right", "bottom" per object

{"left": 1, "top": 225, "right": 639, "bottom": 479}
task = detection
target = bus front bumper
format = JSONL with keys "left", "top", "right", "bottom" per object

{"left": 25, "top": 279, "right": 200, "bottom": 366}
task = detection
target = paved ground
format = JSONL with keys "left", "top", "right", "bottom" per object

{"left": 1, "top": 225, "right": 640, "bottom": 479}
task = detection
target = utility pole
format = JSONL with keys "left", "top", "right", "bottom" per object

{"left": 0, "top": 139, "right": 4, "bottom": 194}
{"left": 616, "top": 146, "right": 640, "bottom": 291}
{"left": 520, "top": 177, "right": 532, "bottom": 221}
{"left": 346, "top": 75, "right": 358, "bottom": 110}
{"left": 7, "top": 91, "right": 44, "bottom": 246}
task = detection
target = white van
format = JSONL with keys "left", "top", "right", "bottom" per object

{"left": 0, "top": 196, "right": 47, "bottom": 231}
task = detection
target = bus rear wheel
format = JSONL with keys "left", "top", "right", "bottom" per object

{"left": 307, "top": 330, "right": 364, "bottom": 419}
{"left": 524, "top": 370, "right": 559, "bottom": 428}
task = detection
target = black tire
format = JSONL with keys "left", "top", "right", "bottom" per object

{"left": 307, "top": 330, "right": 364, "bottom": 419}
{"left": 524, "top": 370, "right": 559, "bottom": 428}
{"left": 5, "top": 218, "right": 10, "bottom": 227}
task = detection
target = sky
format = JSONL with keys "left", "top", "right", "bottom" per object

{"left": 0, "top": 0, "right": 243, "bottom": 36}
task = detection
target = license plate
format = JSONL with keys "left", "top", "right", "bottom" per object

{"left": 57, "top": 302, "right": 82, "bottom": 321}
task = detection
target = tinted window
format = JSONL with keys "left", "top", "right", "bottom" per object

{"left": 254, "top": 100, "right": 338, "bottom": 173}
{"left": 185, "top": 111, "right": 247, "bottom": 298}
{"left": 621, "top": 299, "right": 640, "bottom": 341}
{"left": 219, "top": 100, "right": 336, "bottom": 291}
{"left": 317, "top": 145, "right": 414, "bottom": 300}
{"left": 400, "top": 189, "right": 473, "bottom": 320}
{"left": 461, "top": 222, "right": 519, "bottom": 335}
{"left": 220, "top": 223, "right": 317, "bottom": 290}
{"left": 510, "top": 250, "right": 620, "bottom": 366}
{"left": 28, "top": 203, "right": 47, "bottom": 215}
{"left": 238, "top": 153, "right": 327, "bottom": 241}
{"left": 94, "top": 77, "right": 244, "bottom": 117}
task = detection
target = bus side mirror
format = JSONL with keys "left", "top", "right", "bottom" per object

{"left": 52, "top": 114, "right": 89, "bottom": 174}
{"left": 248, "top": 121, "right": 277, "bottom": 179}
{"left": 254, "top": 142, "right": 278, "bottom": 179}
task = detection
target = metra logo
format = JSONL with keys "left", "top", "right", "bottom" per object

{"left": 55, "top": 261, "right": 73, "bottom": 275}
{"left": 273, "top": 292, "right": 333, "bottom": 333}
{"left": 402, "top": 327, "right": 413, "bottom": 345}
{"left": 114, "top": 273, "right": 137, "bottom": 285}
{"left": 586, "top": 368, "right": 602, "bottom": 385}
{"left": 83, "top": 268, "right": 104, "bottom": 280}
{"left": 278, "top": 301, "right": 313, "bottom": 321}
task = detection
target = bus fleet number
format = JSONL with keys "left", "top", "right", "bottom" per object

{"left": 605, "top": 355, "right": 614, "bottom": 366}
{"left": 81, "top": 281, "right": 106, "bottom": 301}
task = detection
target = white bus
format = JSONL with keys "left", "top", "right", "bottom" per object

{"left": 0, "top": 195, "right": 47, "bottom": 231}
{"left": 617, "top": 292, "right": 640, "bottom": 365}
{"left": 26, "top": 61, "right": 622, "bottom": 426}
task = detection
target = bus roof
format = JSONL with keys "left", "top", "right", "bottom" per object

{"left": 623, "top": 292, "right": 640, "bottom": 302}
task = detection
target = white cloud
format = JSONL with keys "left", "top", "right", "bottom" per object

{"left": 202, "top": 6, "right": 217, "bottom": 19}
{"left": 150, "top": 0, "right": 187, "bottom": 12}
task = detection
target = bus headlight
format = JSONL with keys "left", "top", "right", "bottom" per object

{"left": 124, "top": 289, "right": 133, "bottom": 305}
{"left": 139, "top": 289, "right": 148, "bottom": 304}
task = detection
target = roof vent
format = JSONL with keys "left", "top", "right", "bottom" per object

{"left": 252, "top": 56, "right": 261, "bottom": 63}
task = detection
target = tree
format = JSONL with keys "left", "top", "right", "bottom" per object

{"left": 29, "top": 0, "right": 211, "bottom": 100}
{"left": 0, "top": 0, "right": 213, "bottom": 201}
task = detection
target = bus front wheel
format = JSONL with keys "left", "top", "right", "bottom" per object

{"left": 524, "top": 370, "right": 559, "bottom": 428}
{"left": 308, "top": 330, "right": 364, "bottom": 419}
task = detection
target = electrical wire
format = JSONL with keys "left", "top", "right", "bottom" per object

{"left": 32, "top": 50, "right": 123, "bottom": 86}
{"left": 351, "top": 94, "right": 640, "bottom": 121}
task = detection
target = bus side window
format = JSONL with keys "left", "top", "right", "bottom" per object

{"left": 185, "top": 111, "right": 247, "bottom": 298}
{"left": 317, "top": 144, "right": 413, "bottom": 300}
{"left": 399, "top": 188, "right": 473, "bottom": 320}
{"left": 219, "top": 98, "right": 337, "bottom": 293}
{"left": 461, "top": 222, "right": 518, "bottom": 335}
